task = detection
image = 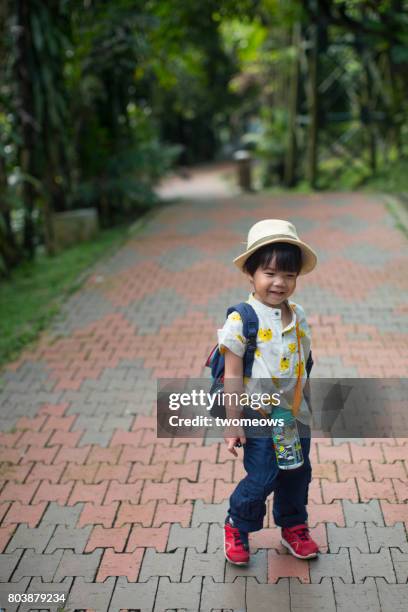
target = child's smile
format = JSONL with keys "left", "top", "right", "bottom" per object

{"left": 247, "top": 257, "right": 297, "bottom": 308}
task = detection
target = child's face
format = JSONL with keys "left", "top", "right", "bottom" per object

{"left": 246, "top": 255, "right": 298, "bottom": 308}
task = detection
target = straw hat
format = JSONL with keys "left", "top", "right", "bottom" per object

{"left": 233, "top": 219, "right": 317, "bottom": 275}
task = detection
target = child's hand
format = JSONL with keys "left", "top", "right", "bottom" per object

{"left": 224, "top": 427, "right": 246, "bottom": 457}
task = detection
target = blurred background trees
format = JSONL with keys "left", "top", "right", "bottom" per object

{"left": 1, "top": 0, "right": 407, "bottom": 274}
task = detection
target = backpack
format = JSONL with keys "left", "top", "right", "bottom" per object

{"left": 205, "top": 302, "right": 259, "bottom": 418}
{"left": 205, "top": 302, "right": 314, "bottom": 419}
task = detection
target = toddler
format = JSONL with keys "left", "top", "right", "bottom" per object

{"left": 218, "top": 219, "right": 319, "bottom": 564}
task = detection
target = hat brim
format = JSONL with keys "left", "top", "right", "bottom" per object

{"left": 233, "top": 237, "right": 317, "bottom": 275}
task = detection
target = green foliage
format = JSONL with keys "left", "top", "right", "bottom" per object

{"left": 242, "top": 108, "right": 288, "bottom": 186}
{"left": 75, "top": 139, "right": 181, "bottom": 219}
{"left": 363, "top": 157, "right": 408, "bottom": 193}
{"left": 1, "top": 0, "right": 408, "bottom": 276}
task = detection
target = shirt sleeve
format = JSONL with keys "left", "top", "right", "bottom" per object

{"left": 217, "top": 311, "right": 247, "bottom": 358}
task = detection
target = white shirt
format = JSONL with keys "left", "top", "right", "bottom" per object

{"left": 217, "top": 292, "right": 312, "bottom": 425}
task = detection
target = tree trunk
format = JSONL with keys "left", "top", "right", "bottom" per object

{"left": 306, "top": 21, "right": 319, "bottom": 188}
{"left": 0, "top": 157, "right": 20, "bottom": 275}
{"left": 384, "top": 50, "right": 402, "bottom": 157}
{"left": 361, "top": 50, "right": 377, "bottom": 174}
{"left": 0, "top": 0, "right": 20, "bottom": 273}
{"left": 15, "top": 0, "right": 38, "bottom": 259}
{"left": 284, "top": 22, "right": 301, "bottom": 187}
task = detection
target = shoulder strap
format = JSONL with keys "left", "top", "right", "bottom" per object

{"left": 226, "top": 302, "right": 259, "bottom": 378}
{"left": 306, "top": 350, "right": 314, "bottom": 377}
{"left": 291, "top": 301, "right": 313, "bottom": 377}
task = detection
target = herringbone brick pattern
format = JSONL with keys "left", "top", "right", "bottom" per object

{"left": 0, "top": 191, "right": 407, "bottom": 611}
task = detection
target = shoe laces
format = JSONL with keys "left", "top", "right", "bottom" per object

{"left": 233, "top": 530, "right": 244, "bottom": 546}
{"left": 229, "top": 524, "right": 248, "bottom": 548}
{"left": 290, "top": 525, "right": 310, "bottom": 541}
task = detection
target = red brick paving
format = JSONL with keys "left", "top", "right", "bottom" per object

{"left": 0, "top": 190, "right": 407, "bottom": 609}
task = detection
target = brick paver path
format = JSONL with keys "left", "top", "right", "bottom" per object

{"left": 0, "top": 192, "right": 407, "bottom": 611}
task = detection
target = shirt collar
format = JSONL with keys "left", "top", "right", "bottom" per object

{"left": 247, "top": 292, "right": 296, "bottom": 329}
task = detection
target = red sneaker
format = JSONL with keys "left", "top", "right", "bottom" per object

{"left": 224, "top": 518, "right": 250, "bottom": 565}
{"left": 281, "top": 524, "right": 319, "bottom": 559}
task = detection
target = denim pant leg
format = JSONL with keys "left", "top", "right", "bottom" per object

{"left": 228, "top": 422, "right": 312, "bottom": 533}
{"left": 272, "top": 423, "right": 312, "bottom": 528}
{"left": 228, "top": 436, "right": 279, "bottom": 533}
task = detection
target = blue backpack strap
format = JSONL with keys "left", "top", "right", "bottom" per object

{"left": 226, "top": 302, "right": 259, "bottom": 379}
{"left": 306, "top": 350, "right": 314, "bottom": 378}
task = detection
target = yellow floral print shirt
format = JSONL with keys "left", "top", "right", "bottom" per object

{"left": 217, "top": 292, "right": 312, "bottom": 425}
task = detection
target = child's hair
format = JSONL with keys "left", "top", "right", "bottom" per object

{"left": 243, "top": 242, "right": 302, "bottom": 276}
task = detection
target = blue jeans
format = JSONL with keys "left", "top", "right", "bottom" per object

{"left": 228, "top": 420, "right": 312, "bottom": 533}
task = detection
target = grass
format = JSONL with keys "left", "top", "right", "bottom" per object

{"left": 0, "top": 216, "right": 150, "bottom": 370}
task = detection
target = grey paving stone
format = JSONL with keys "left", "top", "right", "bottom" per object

{"left": 0, "top": 551, "right": 24, "bottom": 581}
{"left": 100, "top": 414, "right": 134, "bottom": 431}
{"left": 178, "top": 217, "right": 214, "bottom": 236}
{"left": 5, "top": 525, "right": 55, "bottom": 554}
{"left": 333, "top": 577, "right": 380, "bottom": 612}
{"left": 327, "top": 523, "right": 369, "bottom": 553}
{"left": 309, "top": 549, "right": 353, "bottom": 583}
{"left": 26, "top": 391, "right": 62, "bottom": 406}
{"left": 390, "top": 548, "right": 408, "bottom": 583}
{"left": 17, "top": 577, "right": 73, "bottom": 612}
{"left": 201, "top": 287, "right": 250, "bottom": 323}
{"left": 297, "top": 283, "right": 406, "bottom": 331}
{"left": 54, "top": 549, "right": 103, "bottom": 582}
{"left": 341, "top": 242, "right": 396, "bottom": 267}
{"left": 200, "top": 576, "right": 246, "bottom": 611}
{"left": 207, "top": 523, "right": 223, "bottom": 553}
{"left": 72, "top": 414, "right": 105, "bottom": 431}
{"left": 246, "top": 577, "right": 290, "bottom": 612}
{"left": 110, "top": 576, "right": 159, "bottom": 612}
{"left": 44, "top": 525, "right": 93, "bottom": 553}
{"left": 225, "top": 549, "right": 267, "bottom": 583}
{"left": 376, "top": 578, "right": 408, "bottom": 612}
{"left": 182, "top": 550, "right": 225, "bottom": 582}
{"left": 63, "top": 396, "right": 97, "bottom": 416}
{"left": 119, "top": 288, "right": 190, "bottom": 335}
{"left": 0, "top": 417, "right": 18, "bottom": 431}
{"left": 78, "top": 429, "right": 112, "bottom": 447}
{"left": 167, "top": 524, "right": 209, "bottom": 553}
{"left": 366, "top": 523, "right": 408, "bottom": 553}
{"left": 350, "top": 548, "right": 396, "bottom": 583}
{"left": 289, "top": 577, "right": 336, "bottom": 611}
{"left": 68, "top": 397, "right": 122, "bottom": 417}
{"left": 39, "top": 502, "right": 84, "bottom": 527}
{"left": 157, "top": 245, "right": 204, "bottom": 272}
{"left": 330, "top": 213, "right": 370, "bottom": 233}
{"left": 50, "top": 288, "right": 115, "bottom": 336}
{"left": 139, "top": 547, "right": 185, "bottom": 582}
{"left": 105, "top": 243, "right": 148, "bottom": 271}
{"left": 154, "top": 576, "right": 202, "bottom": 611}
{"left": 89, "top": 390, "right": 138, "bottom": 407}
{"left": 0, "top": 401, "right": 18, "bottom": 420}
{"left": 11, "top": 550, "right": 63, "bottom": 582}
{"left": 342, "top": 500, "right": 385, "bottom": 526}
{"left": 0, "top": 577, "right": 30, "bottom": 612}
{"left": 65, "top": 576, "right": 115, "bottom": 612}
{"left": 192, "top": 500, "right": 228, "bottom": 526}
